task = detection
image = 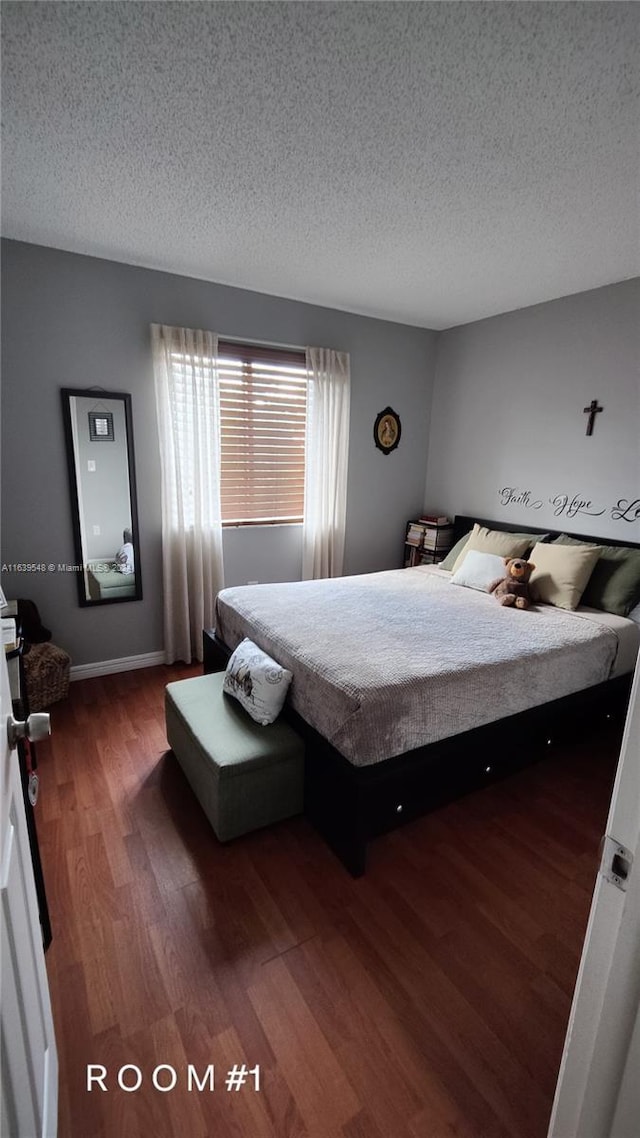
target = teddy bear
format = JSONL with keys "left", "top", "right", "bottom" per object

{"left": 489, "top": 557, "right": 535, "bottom": 609}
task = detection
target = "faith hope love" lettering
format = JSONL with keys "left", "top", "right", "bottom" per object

{"left": 497, "top": 489, "right": 639, "bottom": 525}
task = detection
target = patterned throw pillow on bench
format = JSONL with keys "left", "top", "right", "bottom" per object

{"left": 223, "top": 638, "right": 292, "bottom": 725}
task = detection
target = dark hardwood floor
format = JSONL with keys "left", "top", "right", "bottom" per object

{"left": 36, "top": 665, "right": 621, "bottom": 1138}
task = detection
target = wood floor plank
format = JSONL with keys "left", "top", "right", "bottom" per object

{"left": 82, "top": 917, "right": 126, "bottom": 1038}
{"left": 248, "top": 955, "right": 361, "bottom": 1135}
{"left": 95, "top": 806, "right": 135, "bottom": 887}
{"left": 342, "top": 1108, "right": 390, "bottom": 1138}
{"left": 49, "top": 962, "right": 107, "bottom": 1138}
{"left": 122, "top": 830, "right": 168, "bottom": 926}
{"left": 146, "top": 1014, "right": 210, "bottom": 1138}
{"left": 333, "top": 910, "right": 515, "bottom": 1138}
{"left": 35, "top": 664, "right": 621, "bottom": 1137}
{"left": 136, "top": 783, "right": 202, "bottom": 896}
{"left": 346, "top": 888, "right": 550, "bottom": 1138}
{"left": 109, "top": 913, "right": 172, "bottom": 1039}
{"left": 209, "top": 1024, "right": 285, "bottom": 1138}
{"left": 284, "top": 934, "right": 423, "bottom": 1138}
{"left": 156, "top": 885, "right": 234, "bottom": 1036}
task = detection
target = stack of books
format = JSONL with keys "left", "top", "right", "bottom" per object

{"left": 421, "top": 524, "right": 454, "bottom": 552}
{"left": 404, "top": 513, "right": 454, "bottom": 566}
{"left": 405, "top": 522, "right": 425, "bottom": 547}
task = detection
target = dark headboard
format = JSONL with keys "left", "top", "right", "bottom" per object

{"left": 452, "top": 514, "right": 640, "bottom": 551}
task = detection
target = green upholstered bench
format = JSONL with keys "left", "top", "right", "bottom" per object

{"left": 86, "top": 561, "right": 137, "bottom": 601}
{"left": 165, "top": 672, "right": 304, "bottom": 842}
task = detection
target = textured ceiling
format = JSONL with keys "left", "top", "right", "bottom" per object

{"left": 2, "top": 1, "right": 639, "bottom": 329}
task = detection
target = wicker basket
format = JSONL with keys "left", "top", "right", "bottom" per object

{"left": 22, "top": 643, "right": 71, "bottom": 711}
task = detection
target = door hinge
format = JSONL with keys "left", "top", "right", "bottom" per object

{"left": 600, "top": 834, "right": 633, "bottom": 892}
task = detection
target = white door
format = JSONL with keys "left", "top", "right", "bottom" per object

{"left": 0, "top": 646, "right": 58, "bottom": 1136}
{"left": 549, "top": 660, "right": 640, "bottom": 1138}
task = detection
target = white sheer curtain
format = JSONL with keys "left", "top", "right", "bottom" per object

{"left": 152, "top": 324, "right": 225, "bottom": 663}
{"left": 302, "top": 347, "right": 351, "bottom": 579}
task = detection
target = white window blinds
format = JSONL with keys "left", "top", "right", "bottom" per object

{"left": 217, "top": 340, "right": 307, "bottom": 525}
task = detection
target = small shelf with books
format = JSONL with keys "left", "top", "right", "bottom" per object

{"left": 403, "top": 514, "right": 454, "bottom": 567}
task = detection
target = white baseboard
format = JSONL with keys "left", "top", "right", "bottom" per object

{"left": 70, "top": 650, "right": 166, "bottom": 681}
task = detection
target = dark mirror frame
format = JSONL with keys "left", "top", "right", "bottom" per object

{"left": 61, "top": 387, "right": 143, "bottom": 607}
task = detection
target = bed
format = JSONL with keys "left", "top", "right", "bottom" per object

{"left": 205, "top": 515, "right": 640, "bottom": 874}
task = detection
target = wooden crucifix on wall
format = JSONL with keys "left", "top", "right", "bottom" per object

{"left": 583, "top": 399, "right": 603, "bottom": 436}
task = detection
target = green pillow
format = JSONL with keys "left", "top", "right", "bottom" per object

{"left": 552, "top": 535, "right": 640, "bottom": 616}
{"left": 439, "top": 531, "right": 472, "bottom": 571}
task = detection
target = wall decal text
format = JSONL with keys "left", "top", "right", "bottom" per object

{"left": 611, "top": 499, "right": 640, "bottom": 523}
{"left": 497, "top": 489, "right": 640, "bottom": 525}
{"left": 550, "top": 494, "right": 605, "bottom": 519}
{"left": 498, "top": 488, "right": 542, "bottom": 509}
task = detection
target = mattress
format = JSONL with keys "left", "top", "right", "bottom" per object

{"left": 215, "top": 565, "right": 636, "bottom": 767}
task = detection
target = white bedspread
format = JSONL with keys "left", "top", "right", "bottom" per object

{"left": 215, "top": 566, "right": 625, "bottom": 766}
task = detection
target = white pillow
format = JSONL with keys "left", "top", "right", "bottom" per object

{"left": 115, "top": 542, "right": 134, "bottom": 575}
{"left": 223, "top": 638, "right": 292, "bottom": 725}
{"left": 451, "top": 550, "right": 507, "bottom": 593}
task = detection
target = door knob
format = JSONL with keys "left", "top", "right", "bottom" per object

{"left": 7, "top": 712, "right": 51, "bottom": 750}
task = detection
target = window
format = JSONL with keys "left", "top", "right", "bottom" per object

{"left": 153, "top": 323, "right": 349, "bottom": 659}
{"left": 217, "top": 340, "right": 307, "bottom": 525}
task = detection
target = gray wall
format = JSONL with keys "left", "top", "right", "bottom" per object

{"left": 425, "top": 280, "right": 640, "bottom": 541}
{"left": 1, "top": 239, "right": 436, "bottom": 665}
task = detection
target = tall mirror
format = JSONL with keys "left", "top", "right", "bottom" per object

{"left": 61, "top": 388, "right": 142, "bottom": 606}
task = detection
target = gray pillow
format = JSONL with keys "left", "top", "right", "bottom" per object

{"left": 439, "top": 532, "right": 472, "bottom": 571}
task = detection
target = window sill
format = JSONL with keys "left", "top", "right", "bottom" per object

{"left": 222, "top": 522, "right": 303, "bottom": 530}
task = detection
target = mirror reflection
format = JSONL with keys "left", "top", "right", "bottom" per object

{"left": 61, "top": 389, "right": 142, "bottom": 606}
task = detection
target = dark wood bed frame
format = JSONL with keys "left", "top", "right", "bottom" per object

{"left": 204, "top": 515, "right": 638, "bottom": 876}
